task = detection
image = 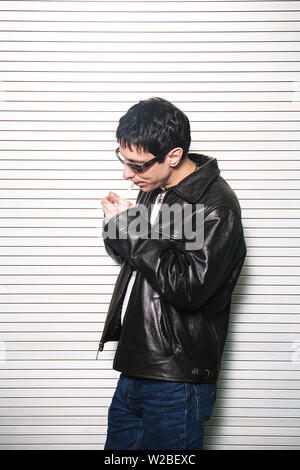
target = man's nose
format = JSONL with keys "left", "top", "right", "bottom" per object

{"left": 123, "top": 165, "right": 136, "bottom": 180}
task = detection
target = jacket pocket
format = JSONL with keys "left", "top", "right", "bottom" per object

{"left": 209, "top": 321, "right": 220, "bottom": 369}
{"left": 152, "top": 297, "right": 174, "bottom": 356}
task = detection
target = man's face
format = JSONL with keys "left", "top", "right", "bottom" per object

{"left": 119, "top": 145, "right": 172, "bottom": 192}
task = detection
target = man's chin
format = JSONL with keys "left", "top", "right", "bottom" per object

{"left": 135, "top": 182, "right": 160, "bottom": 192}
{"left": 135, "top": 182, "right": 149, "bottom": 191}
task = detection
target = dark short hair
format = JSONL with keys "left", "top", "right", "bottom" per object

{"left": 116, "top": 97, "right": 191, "bottom": 159}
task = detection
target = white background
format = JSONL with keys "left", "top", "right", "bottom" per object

{"left": 0, "top": 0, "right": 300, "bottom": 450}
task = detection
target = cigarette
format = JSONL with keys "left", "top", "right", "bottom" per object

{"left": 123, "top": 182, "right": 135, "bottom": 199}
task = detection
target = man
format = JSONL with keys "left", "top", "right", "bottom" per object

{"left": 98, "top": 97, "right": 246, "bottom": 450}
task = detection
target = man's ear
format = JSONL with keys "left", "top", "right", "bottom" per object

{"left": 167, "top": 147, "right": 184, "bottom": 168}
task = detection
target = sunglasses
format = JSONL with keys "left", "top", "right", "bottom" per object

{"left": 115, "top": 147, "right": 164, "bottom": 173}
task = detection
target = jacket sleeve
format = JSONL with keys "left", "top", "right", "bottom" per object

{"left": 104, "top": 241, "right": 124, "bottom": 266}
{"left": 102, "top": 205, "right": 246, "bottom": 311}
{"left": 102, "top": 219, "right": 124, "bottom": 266}
{"left": 102, "top": 190, "right": 144, "bottom": 267}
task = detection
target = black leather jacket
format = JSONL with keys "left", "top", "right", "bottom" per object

{"left": 98, "top": 153, "right": 246, "bottom": 384}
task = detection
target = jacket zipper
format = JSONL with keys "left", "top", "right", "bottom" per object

{"left": 112, "top": 276, "right": 139, "bottom": 366}
{"left": 96, "top": 265, "right": 133, "bottom": 358}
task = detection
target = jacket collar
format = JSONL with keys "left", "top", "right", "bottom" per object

{"left": 168, "top": 153, "right": 220, "bottom": 203}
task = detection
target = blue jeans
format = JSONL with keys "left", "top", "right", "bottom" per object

{"left": 104, "top": 374, "right": 217, "bottom": 450}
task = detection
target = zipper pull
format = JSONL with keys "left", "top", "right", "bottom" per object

{"left": 96, "top": 342, "right": 103, "bottom": 359}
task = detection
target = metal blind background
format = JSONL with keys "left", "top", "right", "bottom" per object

{"left": 0, "top": 0, "right": 300, "bottom": 450}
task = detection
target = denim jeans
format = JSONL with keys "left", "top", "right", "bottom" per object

{"left": 104, "top": 374, "right": 217, "bottom": 450}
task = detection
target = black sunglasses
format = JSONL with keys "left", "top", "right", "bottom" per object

{"left": 115, "top": 147, "right": 164, "bottom": 173}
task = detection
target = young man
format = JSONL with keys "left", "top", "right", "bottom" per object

{"left": 99, "top": 97, "right": 246, "bottom": 450}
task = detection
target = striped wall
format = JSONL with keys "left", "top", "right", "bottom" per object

{"left": 0, "top": 0, "right": 299, "bottom": 450}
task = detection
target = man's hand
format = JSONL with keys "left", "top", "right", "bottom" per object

{"left": 101, "top": 191, "right": 133, "bottom": 223}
